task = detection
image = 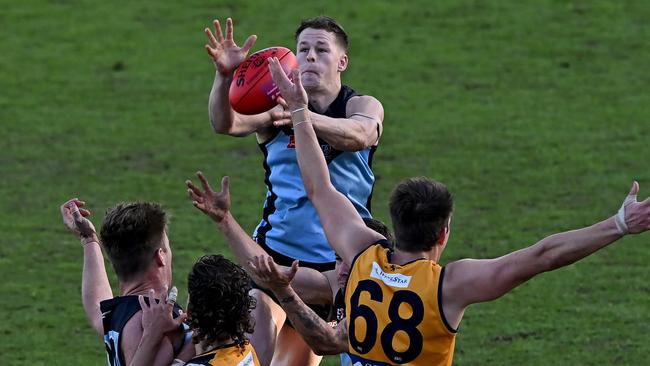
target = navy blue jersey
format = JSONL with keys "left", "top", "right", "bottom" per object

{"left": 100, "top": 296, "right": 184, "bottom": 366}
{"left": 253, "top": 85, "right": 377, "bottom": 265}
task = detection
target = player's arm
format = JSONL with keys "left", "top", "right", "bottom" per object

{"left": 268, "top": 59, "right": 384, "bottom": 266}
{"left": 443, "top": 182, "right": 650, "bottom": 328}
{"left": 205, "top": 18, "right": 285, "bottom": 137}
{"left": 308, "top": 95, "right": 384, "bottom": 151}
{"left": 126, "top": 290, "right": 187, "bottom": 366}
{"left": 290, "top": 267, "right": 334, "bottom": 305}
{"left": 61, "top": 199, "right": 113, "bottom": 337}
{"left": 249, "top": 256, "right": 348, "bottom": 355}
{"left": 186, "top": 172, "right": 266, "bottom": 271}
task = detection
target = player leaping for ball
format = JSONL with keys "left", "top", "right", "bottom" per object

{"left": 262, "top": 56, "right": 650, "bottom": 365}
{"left": 204, "top": 16, "right": 384, "bottom": 366}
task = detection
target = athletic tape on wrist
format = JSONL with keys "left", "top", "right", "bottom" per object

{"left": 167, "top": 286, "right": 178, "bottom": 304}
{"left": 615, "top": 193, "right": 637, "bottom": 235}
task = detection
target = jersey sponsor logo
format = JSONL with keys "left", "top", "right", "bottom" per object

{"left": 349, "top": 354, "right": 391, "bottom": 366}
{"left": 370, "top": 262, "right": 411, "bottom": 288}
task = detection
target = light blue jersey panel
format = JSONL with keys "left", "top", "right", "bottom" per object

{"left": 253, "top": 129, "right": 375, "bottom": 263}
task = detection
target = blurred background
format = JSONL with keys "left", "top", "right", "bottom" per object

{"left": 1, "top": 0, "right": 649, "bottom": 364}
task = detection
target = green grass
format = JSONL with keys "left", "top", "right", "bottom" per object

{"left": 1, "top": 0, "right": 649, "bottom": 365}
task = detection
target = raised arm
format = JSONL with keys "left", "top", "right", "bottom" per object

{"left": 443, "top": 182, "right": 650, "bottom": 328}
{"left": 186, "top": 172, "right": 266, "bottom": 271}
{"left": 205, "top": 18, "right": 281, "bottom": 137}
{"left": 268, "top": 59, "right": 384, "bottom": 266}
{"left": 61, "top": 199, "right": 113, "bottom": 337}
{"left": 248, "top": 255, "right": 348, "bottom": 355}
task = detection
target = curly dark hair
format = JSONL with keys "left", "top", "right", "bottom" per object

{"left": 100, "top": 202, "right": 167, "bottom": 282}
{"left": 187, "top": 255, "right": 256, "bottom": 349}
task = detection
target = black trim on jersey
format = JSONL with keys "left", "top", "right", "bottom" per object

{"left": 254, "top": 143, "right": 277, "bottom": 246}
{"left": 364, "top": 145, "right": 378, "bottom": 213}
{"left": 255, "top": 237, "right": 335, "bottom": 271}
{"left": 438, "top": 267, "right": 458, "bottom": 333}
{"left": 328, "top": 288, "right": 346, "bottom": 323}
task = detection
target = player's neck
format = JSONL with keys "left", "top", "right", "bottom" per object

{"left": 119, "top": 273, "right": 168, "bottom": 297}
{"left": 391, "top": 246, "right": 442, "bottom": 265}
{"left": 197, "top": 338, "right": 237, "bottom": 354}
{"left": 307, "top": 80, "right": 341, "bottom": 113}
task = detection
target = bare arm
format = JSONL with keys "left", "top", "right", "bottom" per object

{"left": 204, "top": 18, "right": 280, "bottom": 137}
{"left": 268, "top": 59, "right": 384, "bottom": 267}
{"left": 443, "top": 182, "right": 650, "bottom": 328}
{"left": 289, "top": 267, "right": 334, "bottom": 305}
{"left": 309, "top": 95, "right": 384, "bottom": 151}
{"left": 186, "top": 173, "right": 266, "bottom": 271}
{"left": 61, "top": 199, "right": 113, "bottom": 337}
{"left": 249, "top": 256, "right": 348, "bottom": 355}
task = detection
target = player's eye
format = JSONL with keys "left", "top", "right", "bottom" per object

{"left": 299, "top": 48, "right": 309, "bottom": 53}
{"left": 318, "top": 48, "right": 328, "bottom": 53}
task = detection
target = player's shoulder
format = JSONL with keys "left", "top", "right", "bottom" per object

{"left": 346, "top": 95, "right": 384, "bottom": 120}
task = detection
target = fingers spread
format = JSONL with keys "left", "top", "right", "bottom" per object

{"left": 242, "top": 35, "right": 257, "bottom": 54}
{"left": 221, "top": 176, "right": 230, "bottom": 196}
{"left": 225, "top": 18, "right": 233, "bottom": 41}
{"left": 197, "top": 171, "right": 213, "bottom": 193}
{"left": 213, "top": 19, "right": 224, "bottom": 43}
{"left": 205, "top": 28, "right": 218, "bottom": 47}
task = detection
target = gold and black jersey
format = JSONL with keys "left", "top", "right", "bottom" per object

{"left": 345, "top": 244, "right": 457, "bottom": 366}
{"left": 184, "top": 342, "right": 260, "bottom": 366}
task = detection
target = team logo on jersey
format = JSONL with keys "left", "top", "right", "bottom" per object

{"left": 370, "top": 262, "right": 412, "bottom": 288}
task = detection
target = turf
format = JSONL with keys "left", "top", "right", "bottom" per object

{"left": 1, "top": 0, "right": 649, "bottom": 365}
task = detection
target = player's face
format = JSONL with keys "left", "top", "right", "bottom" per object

{"left": 296, "top": 28, "right": 347, "bottom": 91}
{"left": 161, "top": 231, "right": 173, "bottom": 286}
{"left": 335, "top": 254, "right": 350, "bottom": 290}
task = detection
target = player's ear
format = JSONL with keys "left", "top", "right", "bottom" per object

{"left": 337, "top": 53, "right": 348, "bottom": 72}
{"left": 155, "top": 247, "right": 166, "bottom": 267}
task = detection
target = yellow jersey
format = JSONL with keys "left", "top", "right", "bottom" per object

{"left": 345, "top": 244, "right": 457, "bottom": 365}
{"left": 184, "top": 342, "right": 260, "bottom": 366}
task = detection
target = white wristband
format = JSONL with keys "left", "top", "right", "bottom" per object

{"left": 615, "top": 191, "right": 637, "bottom": 235}
{"left": 615, "top": 205, "right": 628, "bottom": 235}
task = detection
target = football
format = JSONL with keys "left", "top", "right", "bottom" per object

{"left": 229, "top": 47, "right": 298, "bottom": 115}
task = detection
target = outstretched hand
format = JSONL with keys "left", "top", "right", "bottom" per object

{"left": 268, "top": 57, "right": 308, "bottom": 111}
{"left": 618, "top": 181, "right": 650, "bottom": 235}
{"left": 205, "top": 18, "right": 257, "bottom": 76}
{"left": 186, "top": 172, "right": 231, "bottom": 223}
{"left": 248, "top": 255, "right": 299, "bottom": 292}
{"left": 60, "top": 198, "right": 97, "bottom": 241}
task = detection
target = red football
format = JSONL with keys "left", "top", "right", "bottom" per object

{"left": 229, "top": 47, "right": 298, "bottom": 115}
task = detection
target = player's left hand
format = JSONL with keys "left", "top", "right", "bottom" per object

{"left": 618, "top": 181, "right": 650, "bottom": 234}
{"left": 186, "top": 172, "right": 231, "bottom": 223}
{"left": 60, "top": 198, "right": 98, "bottom": 242}
{"left": 139, "top": 288, "right": 187, "bottom": 338}
{"left": 268, "top": 58, "right": 308, "bottom": 111}
{"left": 248, "top": 255, "right": 299, "bottom": 291}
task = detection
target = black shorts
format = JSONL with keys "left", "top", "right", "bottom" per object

{"left": 252, "top": 238, "right": 335, "bottom": 323}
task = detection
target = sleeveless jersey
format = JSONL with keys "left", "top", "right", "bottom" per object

{"left": 184, "top": 342, "right": 260, "bottom": 366}
{"left": 253, "top": 85, "right": 377, "bottom": 264}
{"left": 100, "top": 296, "right": 185, "bottom": 366}
{"left": 345, "top": 244, "right": 457, "bottom": 366}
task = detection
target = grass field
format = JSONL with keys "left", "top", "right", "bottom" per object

{"left": 1, "top": 0, "right": 649, "bottom": 365}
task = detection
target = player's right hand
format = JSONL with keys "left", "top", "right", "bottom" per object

{"left": 60, "top": 198, "right": 97, "bottom": 241}
{"left": 205, "top": 18, "right": 257, "bottom": 77}
{"left": 186, "top": 172, "right": 231, "bottom": 223}
{"left": 248, "top": 255, "right": 299, "bottom": 292}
